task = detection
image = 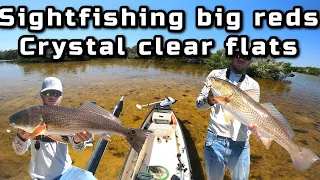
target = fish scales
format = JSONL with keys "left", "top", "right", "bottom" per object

{"left": 224, "top": 82, "right": 290, "bottom": 140}
{"left": 37, "top": 106, "right": 126, "bottom": 135}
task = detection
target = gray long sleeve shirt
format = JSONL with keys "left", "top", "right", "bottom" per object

{"left": 13, "top": 134, "right": 92, "bottom": 180}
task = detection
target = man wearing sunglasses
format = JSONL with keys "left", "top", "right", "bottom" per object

{"left": 12, "top": 77, "right": 96, "bottom": 180}
{"left": 196, "top": 51, "right": 260, "bottom": 180}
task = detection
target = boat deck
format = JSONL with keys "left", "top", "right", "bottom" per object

{"left": 119, "top": 107, "right": 193, "bottom": 180}
{"left": 138, "top": 123, "right": 180, "bottom": 177}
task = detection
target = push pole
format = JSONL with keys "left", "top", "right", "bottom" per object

{"left": 86, "top": 96, "right": 125, "bottom": 174}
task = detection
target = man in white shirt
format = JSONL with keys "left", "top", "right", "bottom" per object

{"left": 196, "top": 52, "right": 260, "bottom": 180}
{"left": 12, "top": 77, "right": 96, "bottom": 180}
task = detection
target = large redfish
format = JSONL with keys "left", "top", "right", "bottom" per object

{"left": 208, "top": 77, "right": 319, "bottom": 170}
{"left": 9, "top": 102, "right": 151, "bottom": 153}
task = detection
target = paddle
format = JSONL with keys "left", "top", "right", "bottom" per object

{"left": 136, "top": 97, "right": 177, "bottom": 110}
{"left": 86, "top": 96, "right": 125, "bottom": 175}
{"left": 136, "top": 100, "right": 162, "bottom": 110}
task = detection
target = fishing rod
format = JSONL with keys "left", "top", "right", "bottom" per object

{"left": 86, "top": 96, "right": 125, "bottom": 175}
{"left": 172, "top": 113, "right": 186, "bottom": 180}
{"left": 6, "top": 129, "right": 17, "bottom": 133}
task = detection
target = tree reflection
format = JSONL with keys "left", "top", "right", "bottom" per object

{"left": 16, "top": 59, "right": 211, "bottom": 78}
{"left": 256, "top": 78, "right": 292, "bottom": 95}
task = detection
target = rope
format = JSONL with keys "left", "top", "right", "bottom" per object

{"left": 146, "top": 165, "right": 170, "bottom": 180}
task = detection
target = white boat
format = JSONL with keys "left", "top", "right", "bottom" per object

{"left": 119, "top": 98, "right": 193, "bottom": 180}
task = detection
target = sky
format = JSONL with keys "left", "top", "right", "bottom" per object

{"left": 0, "top": 0, "right": 319, "bottom": 67}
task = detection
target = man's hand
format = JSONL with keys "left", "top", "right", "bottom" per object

{"left": 74, "top": 131, "right": 93, "bottom": 143}
{"left": 17, "top": 129, "right": 32, "bottom": 141}
{"left": 208, "top": 90, "right": 219, "bottom": 105}
{"left": 248, "top": 124, "right": 261, "bottom": 141}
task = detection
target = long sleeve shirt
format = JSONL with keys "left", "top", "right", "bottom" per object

{"left": 196, "top": 68, "right": 260, "bottom": 141}
{"left": 13, "top": 134, "right": 92, "bottom": 180}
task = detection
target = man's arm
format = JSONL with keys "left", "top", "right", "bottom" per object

{"left": 70, "top": 135, "right": 86, "bottom": 152}
{"left": 70, "top": 131, "right": 94, "bottom": 152}
{"left": 196, "top": 86, "right": 215, "bottom": 110}
{"left": 254, "top": 82, "right": 260, "bottom": 102}
{"left": 12, "top": 130, "right": 31, "bottom": 155}
{"left": 249, "top": 81, "right": 260, "bottom": 103}
{"left": 196, "top": 71, "right": 219, "bottom": 110}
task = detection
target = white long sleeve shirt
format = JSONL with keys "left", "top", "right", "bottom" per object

{"left": 13, "top": 135, "right": 91, "bottom": 180}
{"left": 196, "top": 68, "right": 260, "bottom": 141}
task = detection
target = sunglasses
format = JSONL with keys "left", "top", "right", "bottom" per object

{"left": 42, "top": 91, "right": 62, "bottom": 97}
{"left": 234, "top": 52, "right": 252, "bottom": 61}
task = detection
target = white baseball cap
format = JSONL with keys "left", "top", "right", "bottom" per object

{"left": 40, "top": 77, "right": 63, "bottom": 93}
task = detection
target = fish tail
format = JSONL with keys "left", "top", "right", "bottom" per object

{"left": 289, "top": 146, "right": 319, "bottom": 170}
{"left": 125, "top": 128, "right": 152, "bottom": 153}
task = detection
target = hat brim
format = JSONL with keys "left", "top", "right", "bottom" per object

{"left": 41, "top": 88, "right": 63, "bottom": 93}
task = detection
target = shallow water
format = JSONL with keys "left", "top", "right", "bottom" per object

{"left": 0, "top": 59, "right": 319, "bottom": 180}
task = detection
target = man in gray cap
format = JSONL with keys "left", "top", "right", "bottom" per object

{"left": 12, "top": 77, "right": 96, "bottom": 180}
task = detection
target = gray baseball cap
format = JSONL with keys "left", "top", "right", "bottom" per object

{"left": 41, "top": 77, "right": 63, "bottom": 93}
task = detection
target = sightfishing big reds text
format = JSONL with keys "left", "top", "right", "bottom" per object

{"left": 0, "top": 6, "right": 319, "bottom": 59}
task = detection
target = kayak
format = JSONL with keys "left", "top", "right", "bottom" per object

{"left": 119, "top": 103, "right": 193, "bottom": 180}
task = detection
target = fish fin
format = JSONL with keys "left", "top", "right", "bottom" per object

{"left": 260, "top": 137, "right": 273, "bottom": 150}
{"left": 256, "top": 128, "right": 272, "bottom": 138}
{"left": 27, "top": 124, "right": 47, "bottom": 138}
{"left": 261, "top": 102, "right": 294, "bottom": 139}
{"left": 256, "top": 129, "right": 273, "bottom": 149}
{"left": 289, "top": 146, "right": 319, "bottom": 170}
{"left": 48, "top": 135, "right": 69, "bottom": 144}
{"left": 244, "top": 89, "right": 259, "bottom": 102}
{"left": 223, "top": 110, "right": 233, "bottom": 124}
{"left": 214, "top": 96, "right": 231, "bottom": 103}
{"left": 79, "top": 102, "right": 121, "bottom": 124}
{"left": 101, "top": 134, "right": 112, "bottom": 141}
{"left": 125, "top": 128, "right": 153, "bottom": 153}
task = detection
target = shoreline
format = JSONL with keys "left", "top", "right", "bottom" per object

{"left": 1, "top": 56, "right": 320, "bottom": 79}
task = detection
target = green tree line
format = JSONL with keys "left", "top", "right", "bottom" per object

{"left": 1, "top": 47, "right": 319, "bottom": 79}
{"left": 0, "top": 49, "right": 89, "bottom": 62}
{"left": 0, "top": 49, "right": 19, "bottom": 60}
{"left": 203, "top": 49, "right": 296, "bottom": 80}
{"left": 291, "top": 66, "right": 320, "bottom": 76}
